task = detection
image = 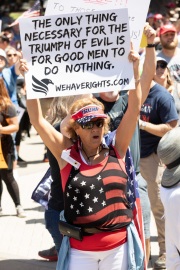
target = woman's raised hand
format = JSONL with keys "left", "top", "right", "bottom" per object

{"left": 128, "top": 45, "right": 140, "bottom": 79}
{"left": 19, "top": 59, "right": 29, "bottom": 76}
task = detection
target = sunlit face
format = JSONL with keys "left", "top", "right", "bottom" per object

{"left": 6, "top": 49, "right": 18, "bottom": 67}
{"left": 160, "top": 31, "right": 178, "bottom": 50}
{"left": 75, "top": 118, "right": 105, "bottom": 149}
{"left": 147, "top": 17, "right": 154, "bottom": 26}
{"left": 154, "top": 61, "right": 168, "bottom": 84}
{"left": 3, "top": 31, "right": 14, "bottom": 41}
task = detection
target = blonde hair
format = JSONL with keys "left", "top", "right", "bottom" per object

{"left": 66, "top": 97, "right": 110, "bottom": 140}
{"left": 166, "top": 67, "right": 174, "bottom": 94}
{"left": 5, "top": 45, "right": 17, "bottom": 54}
{"left": 46, "top": 94, "right": 93, "bottom": 125}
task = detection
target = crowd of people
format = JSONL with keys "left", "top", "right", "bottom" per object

{"left": 0, "top": 1, "right": 180, "bottom": 270}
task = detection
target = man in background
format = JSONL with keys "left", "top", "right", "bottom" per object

{"left": 157, "top": 24, "right": 180, "bottom": 124}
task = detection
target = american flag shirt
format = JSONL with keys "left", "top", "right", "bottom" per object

{"left": 62, "top": 143, "right": 133, "bottom": 230}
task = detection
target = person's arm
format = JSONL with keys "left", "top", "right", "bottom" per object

{"left": 27, "top": 98, "right": 72, "bottom": 164}
{"left": 115, "top": 49, "right": 141, "bottom": 158}
{"left": 60, "top": 114, "right": 71, "bottom": 138}
{"left": 0, "top": 117, "right": 19, "bottom": 134}
{"left": 14, "top": 52, "right": 22, "bottom": 76}
{"left": 139, "top": 119, "right": 178, "bottom": 137}
{"left": 140, "top": 92, "right": 179, "bottom": 137}
{"left": 19, "top": 60, "right": 72, "bottom": 165}
{"left": 140, "top": 23, "right": 156, "bottom": 104}
{"left": 14, "top": 59, "right": 21, "bottom": 76}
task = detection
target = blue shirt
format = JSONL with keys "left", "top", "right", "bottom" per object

{"left": 140, "top": 83, "right": 179, "bottom": 158}
{"left": 0, "top": 66, "right": 18, "bottom": 105}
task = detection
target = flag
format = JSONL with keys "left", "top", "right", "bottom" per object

{"left": 64, "top": 145, "right": 133, "bottom": 227}
{"left": 31, "top": 167, "right": 52, "bottom": 209}
{"left": 8, "top": 0, "right": 40, "bottom": 27}
{"left": 125, "top": 147, "right": 146, "bottom": 269}
{"left": 104, "top": 131, "right": 145, "bottom": 262}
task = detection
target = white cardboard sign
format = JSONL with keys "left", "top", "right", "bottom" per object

{"left": 15, "top": 105, "right": 25, "bottom": 123}
{"left": 19, "top": 8, "right": 135, "bottom": 99}
{"left": 45, "top": 0, "right": 150, "bottom": 51}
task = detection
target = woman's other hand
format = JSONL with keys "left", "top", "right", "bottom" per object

{"left": 128, "top": 47, "right": 140, "bottom": 80}
{"left": 19, "top": 59, "right": 29, "bottom": 76}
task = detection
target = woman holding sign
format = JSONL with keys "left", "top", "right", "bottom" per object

{"left": 0, "top": 78, "right": 26, "bottom": 217}
{"left": 20, "top": 49, "right": 143, "bottom": 270}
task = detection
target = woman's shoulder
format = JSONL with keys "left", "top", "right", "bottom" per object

{"left": 4, "top": 103, "right": 17, "bottom": 117}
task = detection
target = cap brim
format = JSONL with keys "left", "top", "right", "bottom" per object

{"left": 161, "top": 166, "right": 180, "bottom": 187}
{"left": 156, "top": 56, "right": 168, "bottom": 64}
{"left": 76, "top": 114, "right": 107, "bottom": 124}
{"left": 160, "top": 29, "right": 176, "bottom": 36}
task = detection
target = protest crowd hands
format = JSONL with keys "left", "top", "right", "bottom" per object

{"left": 128, "top": 50, "right": 140, "bottom": 63}
{"left": 128, "top": 49, "right": 140, "bottom": 79}
{"left": 143, "top": 23, "right": 156, "bottom": 44}
{"left": 19, "top": 59, "right": 29, "bottom": 75}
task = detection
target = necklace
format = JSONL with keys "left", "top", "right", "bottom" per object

{"left": 82, "top": 145, "right": 103, "bottom": 165}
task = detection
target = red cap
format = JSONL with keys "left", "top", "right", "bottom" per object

{"left": 159, "top": 24, "right": 177, "bottom": 36}
{"left": 154, "top": 13, "right": 163, "bottom": 21}
{"left": 71, "top": 105, "right": 107, "bottom": 124}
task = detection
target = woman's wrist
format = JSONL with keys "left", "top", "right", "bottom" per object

{"left": 135, "top": 78, "right": 141, "bottom": 83}
{"left": 146, "top": 43, "right": 156, "bottom": 48}
{"left": 134, "top": 74, "right": 141, "bottom": 83}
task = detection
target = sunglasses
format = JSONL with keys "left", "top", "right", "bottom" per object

{"left": 156, "top": 62, "right": 167, "bottom": 69}
{"left": 80, "top": 119, "right": 105, "bottom": 129}
{"left": 7, "top": 53, "right": 17, "bottom": 57}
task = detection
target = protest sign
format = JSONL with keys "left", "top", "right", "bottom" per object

{"left": 140, "top": 33, "right": 147, "bottom": 48}
{"left": 15, "top": 105, "right": 25, "bottom": 123}
{"left": 45, "top": 0, "right": 150, "bottom": 51}
{"left": 19, "top": 8, "right": 135, "bottom": 99}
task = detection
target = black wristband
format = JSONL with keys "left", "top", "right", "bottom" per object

{"left": 146, "top": 43, "right": 156, "bottom": 48}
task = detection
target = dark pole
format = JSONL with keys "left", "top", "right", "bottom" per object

{"left": 40, "top": 0, "right": 44, "bottom": 16}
